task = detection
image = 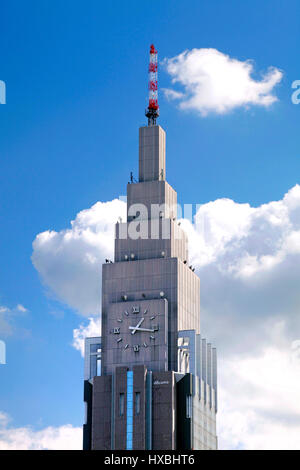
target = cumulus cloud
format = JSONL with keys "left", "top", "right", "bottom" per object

{"left": 32, "top": 199, "right": 126, "bottom": 316}
{"left": 179, "top": 184, "right": 300, "bottom": 358}
{"left": 180, "top": 185, "right": 300, "bottom": 448}
{"left": 219, "top": 342, "right": 300, "bottom": 450}
{"left": 32, "top": 185, "right": 300, "bottom": 449}
{"left": 0, "top": 411, "right": 82, "bottom": 450}
{"left": 162, "top": 48, "right": 283, "bottom": 115}
{"left": 72, "top": 317, "right": 101, "bottom": 357}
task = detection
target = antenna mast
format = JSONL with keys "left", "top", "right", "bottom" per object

{"left": 145, "top": 44, "right": 159, "bottom": 126}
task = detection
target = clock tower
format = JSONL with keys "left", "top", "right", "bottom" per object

{"left": 83, "top": 46, "right": 218, "bottom": 451}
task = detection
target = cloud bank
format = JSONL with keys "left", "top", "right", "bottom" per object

{"left": 32, "top": 185, "right": 300, "bottom": 449}
{"left": 162, "top": 48, "right": 283, "bottom": 115}
{"left": 219, "top": 342, "right": 300, "bottom": 450}
{"left": 0, "top": 412, "right": 81, "bottom": 450}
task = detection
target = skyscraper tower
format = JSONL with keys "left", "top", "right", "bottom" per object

{"left": 83, "top": 45, "right": 218, "bottom": 451}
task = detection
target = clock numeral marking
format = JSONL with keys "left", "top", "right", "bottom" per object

{"left": 132, "top": 306, "right": 140, "bottom": 314}
{"left": 143, "top": 342, "right": 148, "bottom": 348}
{"left": 150, "top": 316, "right": 155, "bottom": 320}
{"left": 150, "top": 335, "right": 155, "bottom": 340}
{"left": 117, "top": 338, "right": 122, "bottom": 343}
{"left": 113, "top": 328, "right": 120, "bottom": 334}
{"left": 143, "top": 309, "right": 148, "bottom": 314}
{"left": 117, "top": 319, "right": 122, "bottom": 323}
{"left": 124, "top": 344, "right": 129, "bottom": 350}
{"left": 124, "top": 310, "right": 129, "bottom": 316}
{"left": 133, "top": 345, "right": 140, "bottom": 352}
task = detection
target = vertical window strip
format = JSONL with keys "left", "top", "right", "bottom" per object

{"left": 120, "top": 393, "right": 125, "bottom": 417}
{"left": 126, "top": 371, "right": 133, "bottom": 450}
{"left": 135, "top": 392, "right": 141, "bottom": 415}
{"left": 186, "top": 395, "right": 192, "bottom": 419}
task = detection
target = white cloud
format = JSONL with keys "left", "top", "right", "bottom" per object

{"left": 32, "top": 185, "right": 300, "bottom": 449}
{"left": 0, "top": 303, "right": 29, "bottom": 336}
{"left": 0, "top": 306, "right": 9, "bottom": 313}
{"left": 0, "top": 306, "right": 12, "bottom": 336}
{"left": 162, "top": 88, "right": 184, "bottom": 101}
{"left": 0, "top": 411, "right": 10, "bottom": 428}
{"left": 0, "top": 412, "right": 82, "bottom": 450}
{"left": 219, "top": 342, "right": 300, "bottom": 450}
{"left": 16, "top": 304, "right": 27, "bottom": 313}
{"left": 181, "top": 185, "right": 300, "bottom": 356}
{"left": 32, "top": 199, "right": 126, "bottom": 316}
{"left": 162, "top": 48, "right": 283, "bottom": 115}
{"left": 73, "top": 317, "right": 101, "bottom": 357}
{"left": 180, "top": 184, "right": 300, "bottom": 449}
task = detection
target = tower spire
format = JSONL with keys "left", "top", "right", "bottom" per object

{"left": 145, "top": 44, "right": 159, "bottom": 126}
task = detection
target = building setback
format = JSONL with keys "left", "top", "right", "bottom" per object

{"left": 83, "top": 46, "right": 217, "bottom": 451}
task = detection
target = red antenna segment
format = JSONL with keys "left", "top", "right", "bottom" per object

{"left": 146, "top": 44, "right": 159, "bottom": 126}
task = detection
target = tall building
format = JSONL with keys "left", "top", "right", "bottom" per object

{"left": 83, "top": 45, "right": 217, "bottom": 451}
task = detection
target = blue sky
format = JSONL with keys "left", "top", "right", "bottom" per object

{"left": 1, "top": 0, "right": 300, "bottom": 449}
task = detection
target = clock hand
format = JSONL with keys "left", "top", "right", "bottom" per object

{"left": 129, "top": 326, "right": 155, "bottom": 333}
{"left": 130, "top": 317, "right": 145, "bottom": 335}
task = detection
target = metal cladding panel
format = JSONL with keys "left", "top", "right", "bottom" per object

{"left": 139, "top": 125, "right": 166, "bottom": 182}
{"left": 146, "top": 370, "right": 153, "bottom": 449}
{"left": 102, "top": 298, "right": 168, "bottom": 375}
{"left": 132, "top": 365, "right": 147, "bottom": 450}
{"left": 176, "top": 373, "right": 192, "bottom": 450}
{"left": 114, "top": 367, "right": 128, "bottom": 450}
{"left": 102, "top": 257, "right": 178, "bottom": 372}
{"left": 102, "top": 257, "right": 200, "bottom": 373}
{"left": 212, "top": 347, "right": 217, "bottom": 412}
{"left": 201, "top": 338, "right": 207, "bottom": 403}
{"left": 152, "top": 371, "right": 176, "bottom": 450}
{"left": 177, "top": 262, "right": 200, "bottom": 334}
{"left": 91, "top": 375, "right": 112, "bottom": 450}
{"left": 127, "top": 180, "right": 177, "bottom": 222}
{"left": 127, "top": 181, "right": 177, "bottom": 222}
{"left": 84, "top": 337, "right": 101, "bottom": 381}
{"left": 196, "top": 334, "right": 202, "bottom": 385}
{"left": 207, "top": 343, "right": 212, "bottom": 408}
{"left": 115, "top": 218, "right": 188, "bottom": 263}
{"left": 83, "top": 380, "right": 93, "bottom": 450}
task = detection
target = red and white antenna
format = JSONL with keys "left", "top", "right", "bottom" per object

{"left": 145, "top": 44, "right": 159, "bottom": 126}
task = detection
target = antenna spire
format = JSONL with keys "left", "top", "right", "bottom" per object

{"left": 145, "top": 44, "right": 159, "bottom": 126}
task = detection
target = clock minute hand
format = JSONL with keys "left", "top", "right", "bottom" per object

{"left": 129, "top": 326, "right": 155, "bottom": 333}
{"left": 130, "top": 317, "right": 144, "bottom": 335}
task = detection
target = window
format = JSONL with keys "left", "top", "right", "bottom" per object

{"left": 135, "top": 392, "right": 141, "bottom": 416}
{"left": 119, "top": 393, "right": 125, "bottom": 417}
{"left": 126, "top": 371, "right": 133, "bottom": 449}
{"left": 186, "top": 395, "right": 192, "bottom": 419}
{"left": 96, "top": 358, "right": 101, "bottom": 376}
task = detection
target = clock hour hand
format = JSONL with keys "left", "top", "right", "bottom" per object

{"left": 130, "top": 317, "right": 145, "bottom": 335}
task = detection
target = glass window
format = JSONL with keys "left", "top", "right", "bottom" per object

{"left": 186, "top": 395, "right": 192, "bottom": 419}
{"left": 96, "top": 358, "right": 101, "bottom": 376}
{"left": 120, "top": 393, "right": 125, "bottom": 417}
{"left": 126, "top": 371, "right": 134, "bottom": 450}
{"left": 90, "top": 344, "right": 101, "bottom": 353}
{"left": 135, "top": 392, "right": 141, "bottom": 415}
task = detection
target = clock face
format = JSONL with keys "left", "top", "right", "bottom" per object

{"left": 105, "top": 299, "right": 168, "bottom": 371}
{"left": 111, "top": 304, "right": 160, "bottom": 352}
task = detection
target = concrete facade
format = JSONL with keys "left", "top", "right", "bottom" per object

{"left": 83, "top": 124, "right": 218, "bottom": 450}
